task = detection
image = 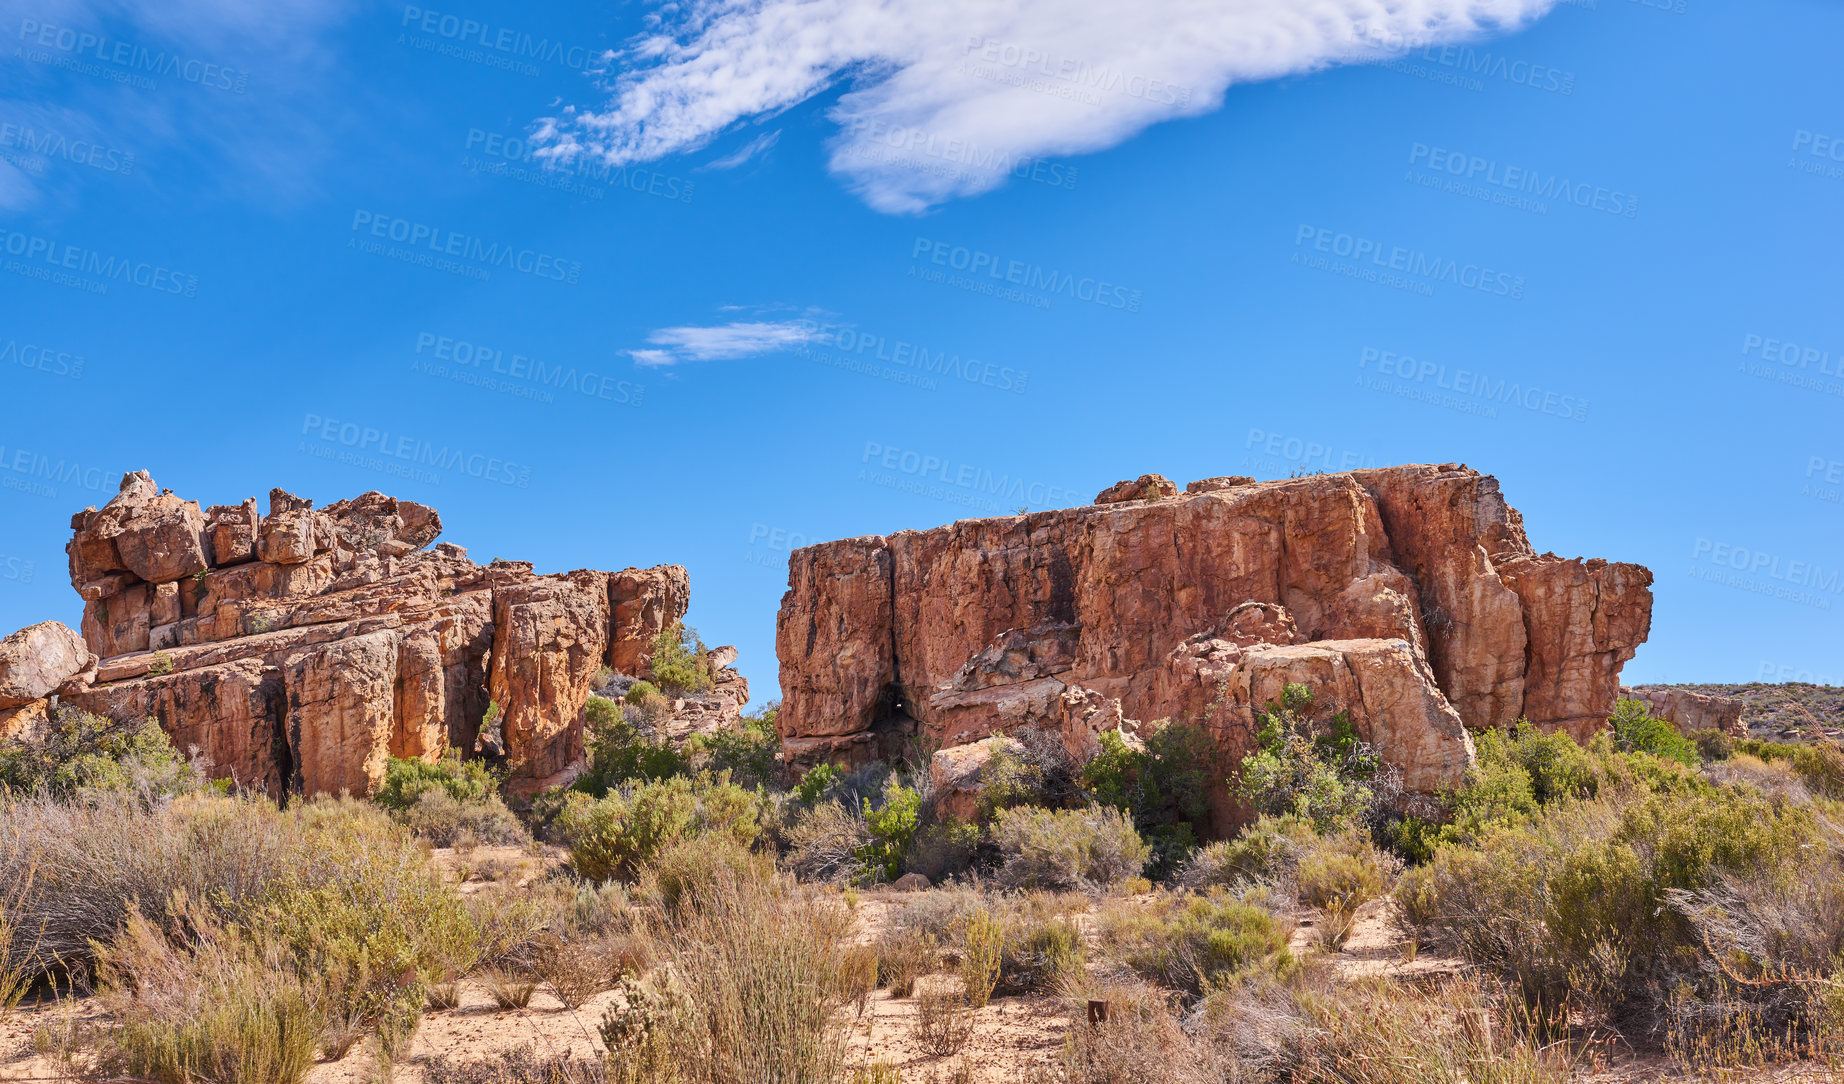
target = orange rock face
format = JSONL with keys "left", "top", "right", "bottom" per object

{"left": 776, "top": 464, "right": 1653, "bottom": 828}
{"left": 60, "top": 471, "right": 690, "bottom": 797}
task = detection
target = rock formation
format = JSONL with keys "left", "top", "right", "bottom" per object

{"left": 776, "top": 464, "right": 1653, "bottom": 833}
{"left": 53, "top": 471, "right": 723, "bottom": 798}
{"left": 1620, "top": 685, "right": 1746, "bottom": 738}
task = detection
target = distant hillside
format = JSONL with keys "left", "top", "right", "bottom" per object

{"left": 1628, "top": 683, "right": 1844, "bottom": 740}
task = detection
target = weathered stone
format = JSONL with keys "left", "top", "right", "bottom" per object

{"left": 929, "top": 734, "right": 1024, "bottom": 822}
{"left": 205, "top": 499, "right": 261, "bottom": 566}
{"left": 1499, "top": 553, "right": 1654, "bottom": 741}
{"left": 1186, "top": 476, "right": 1255, "bottom": 494}
{"left": 1621, "top": 686, "right": 1745, "bottom": 738}
{"left": 892, "top": 872, "right": 931, "bottom": 891}
{"left": 489, "top": 570, "right": 609, "bottom": 784}
{"left": 608, "top": 566, "right": 690, "bottom": 675}
{"left": 68, "top": 657, "right": 287, "bottom": 796}
{"left": 776, "top": 537, "right": 894, "bottom": 740}
{"left": 258, "top": 490, "right": 334, "bottom": 566}
{"left": 0, "top": 620, "right": 96, "bottom": 708}
{"left": 67, "top": 471, "right": 210, "bottom": 588}
{"left": 1095, "top": 473, "right": 1179, "bottom": 504}
{"left": 283, "top": 631, "right": 401, "bottom": 797}
{"left": 0, "top": 700, "right": 51, "bottom": 742}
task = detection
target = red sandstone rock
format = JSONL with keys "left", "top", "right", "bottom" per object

{"left": 775, "top": 464, "right": 1652, "bottom": 827}
{"left": 53, "top": 473, "right": 695, "bottom": 798}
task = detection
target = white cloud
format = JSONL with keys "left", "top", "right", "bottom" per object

{"left": 626, "top": 319, "right": 815, "bottom": 366}
{"left": 704, "top": 128, "right": 782, "bottom": 170}
{"left": 534, "top": 0, "right": 1556, "bottom": 213}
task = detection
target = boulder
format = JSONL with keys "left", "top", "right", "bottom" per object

{"left": 0, "top": 621, "right": 96, "bottom": 708}
{"left": 929, "top": 734, "right": 1025, "bottom": 823}
{"left": 1095, "top": 473, "right": 1179, "bottom": 504}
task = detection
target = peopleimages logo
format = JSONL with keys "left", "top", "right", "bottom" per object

{"left": 0, "top": 227, "right": 198, "bottom": 297}
{"left": 909, "top": 237, "right": 1141, "bottom": 311}
{"left": 1, "top": 337, "right": 84, "bottom": 380}
{"left": 1292, "top": 224, "right": 1525, "bottom": 300}
{"left": 0, "top": 121, "right": 134, "bottom": 175}
{"left": 398, "top": 7, "right": 598, "bottom": 72}
{"left": 1358, "top": 348, "right": 1589, "bottom": 422}
{"left": 412, "top": 332, "right": 642, "bottom": 406}
{"left": 800, "top": 323, "right": 1028, "bottom": 394}
{"left": 299, "top": 413, "right": 532, "bottom": 488}
{"left": 0, "top": 555, "right": 33, "bottom": 584}
{"left": 1408, "top": 143, "right": 1638, "bottom": 218}
{"left": 15, "top": 18, "right": 248, "bottom": 93}
{"left": 859, "top": 441, "right": 1082, "bottom": 510}
{"left": 0, "top": 445, "right": 112, "bottom": 500}
{"left": 348, "top": 211, "right": 582, "bottom": 284}
{"left": 1690, "top": 537, "right": 1841, "bottom": 610}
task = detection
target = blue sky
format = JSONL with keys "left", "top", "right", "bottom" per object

{"left": 1, "top": 0, "right": 1840, "bottom": 700}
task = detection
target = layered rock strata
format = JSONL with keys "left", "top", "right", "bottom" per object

{"left": 777, "top": 464, "right": 1653, "bottom": 832}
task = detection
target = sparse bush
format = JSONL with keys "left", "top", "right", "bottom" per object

{"left": 977, "top": 727, "right": 1083, "bottom": 821}
{"left": 557, "top": 774, "right": 765, "bottom": 882}
{"left": 905, "top": 816, "right": 980, "bottom": 882}
{"left": 991, "top": 805, "right": 1149, "bottom": 892}
{"left": 786, "top": 799, "right": 872, "bottom": 884}
{"left": 1298, "top": 830, "right": 1399, "bottom": 947}
{"left": 1080, "top": 721, "right": 1216, "bottom": 879}
{"left": 1687, "top": 727, "right": 1734, "bottom": 761}
{"left": 1736, "top": 737, "right": 1844, "bottom": 800}
{"left": 426, "top": 1047, "right": 608, "bottom": 1084}
{"left": 90, "top": 911, "right": 320, "bottom": 1084}
{"left": 395, "top": 788, "right": 529, "bottom": 847}
{"left": 645, "top": 836, "right": 778, "bottom": 917}
{"left": 1096, "top": 888, "right": 1292, "bottom": 998}
{"left": 608, "top": 864, "right": 853, "bottom": 1083}
{"left": 1178, "top": 813, "right": 1317, "bottom": 891}
{"left": 689, "top": 715, "right": 781, "bottom": 789}
{"left": 999, "top": 913, "right": 1084, "bottom": 995}
{"left": 0, "top": 707, "right": 199, "bottom": 802}
{"left": 1398, "top": 781, "right": 1838, "bottom": 1044}
{"left": 483, "top": 970, "right": 538, "bottom": 1010}
{"left": 622, "top": 681, "right": 672, "bottom": 720}
{"left": 914, "top": 987, "right": 973, "bottom": 1057}
{"left": 374, "top": 750, "right": 500, "bottom": 811}
{"left": 876, "top": 927, "right": 936, "bottom": 998}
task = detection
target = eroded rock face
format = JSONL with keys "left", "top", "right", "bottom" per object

{"left": 58, "top": 472, "right": 691, "bottom": 798}
{"left": 777, "top": 464, "right": 1652, "bottom": 831}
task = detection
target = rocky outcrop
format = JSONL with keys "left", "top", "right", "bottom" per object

{"left": 776, "top": 464, "right": 1653, "bottom": 831}
{"left": 58, "top": 471, "right": 692, "bottom": 798}
{"left": 0, "top": 621, "right": 96, "bottom": 739}
{"left": 1620, "top": 686, "right": 1746, "bottom": 738}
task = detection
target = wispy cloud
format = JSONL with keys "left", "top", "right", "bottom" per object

{"left": 626, "top": 319, "right": 814, "bottom": 367}
{"left": 704, "top": 128, "right": 782, "bottom": 171}
{"left": 534, "top": 0, "right": 1557, "bottom": 213}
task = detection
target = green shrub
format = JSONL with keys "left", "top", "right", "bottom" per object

{"left": 1736, "top": 738, "right": 1844, "bottom": 800}
{"left": 1097, "top": 888, "right": 1292, "bottom": 997}
{"left": 905, "top": 817, "right": 980, "bottom": 881}
{"left": 792, "top": 762, "right": 840, "bottom": 806}
{"left": 374, "top": 750, "right": 500, "bottom": 812}
{"left": 644, "top": 836, "right": 779, "bottom": 917}
{"left": 1686, "top": 727, "right": 1734, "bottom": 761}
{"left": 961, "top": 907, "right": 1003, "bottom": 1008}
{"left": 687, "top": 716, "right": 781, "bottom": 790}
{"left": 622, "top": 681, "right": 671, "bottom": 718}
{"left": 1079, "top": 722, "right": 1215, "bottom": 876}
{"left": 1233, "top": 685, "right": 1378, "bottom": 832}
{"left": 646, "top": 622, "right": 710, "bottom": 694}
{"left": 0, "top": 708, "right": 199, "bottom": 801}
{"left": 999, "top": 913, "right": 1084, "bottom": 995}
{"left": 1609, "top": 700, "right": 1699, "bottom": 768}
{"left": 990, "top": 805, "right": 1149, "bottom": 891}
{"left": 1398, "top": 781, "right": 1835, "bottom": 1042}
{"left": 858, "top": 784, "right": 921, "bottom": 884}
{"left": 576, "top": 696, "right": 688, "bottom": 794}
{"left": 557, "top": 774, "right": 764, "bottom": 882}
{"left": 976, "top": 728, "right": 1083, "bottom": 822}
